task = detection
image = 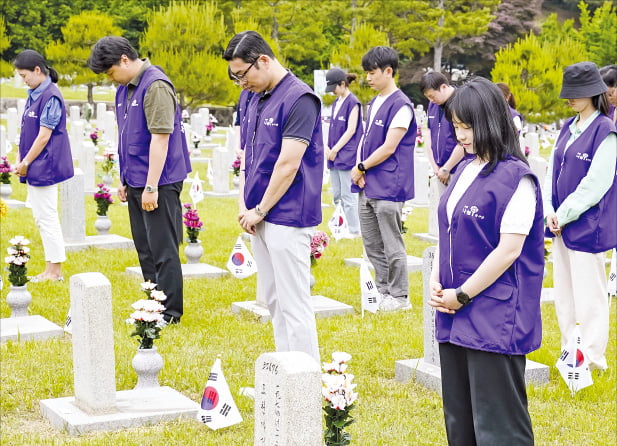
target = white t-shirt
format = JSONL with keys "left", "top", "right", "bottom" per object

{"left": 367, "top": 90, "right": 413, "bottom": 131}
{"left": 447, "top": 160, "right": 537, "bottom": 235}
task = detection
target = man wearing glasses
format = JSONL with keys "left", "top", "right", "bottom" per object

{"left": 223, "top": 31, "right": 323, "bottom": 362}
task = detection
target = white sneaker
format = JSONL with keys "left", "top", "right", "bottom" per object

{"left": 379, "top": 295, "right": 412, "bottom": 312}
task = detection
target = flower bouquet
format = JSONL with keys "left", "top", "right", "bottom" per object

{"left": 4, "top": 236, "right": 30, "bottom": 286}
{"left": 101, "top": 152, "right": 115, "bottom": 175}
{"left": 206, "top": 122, "right": 214, "bottom": 136}
{"left": 90, "top": 128, "right": 100, "bottom": 146}
{"left": 322, "top": 352, "right": 358, "bottom": 446}
{"left": 126, "top": 281, "right": 168, "bottom": 349}
{"left": 183, "top": 203, "right": 203, "bottom": 243}
{"left": 231, "top": 157, "right": 241, "bottom": 176}
{"left": 310, "top": 230, "right": 330, "bottom": 266}
{"left": 94, "top": 183, "right": 113, "bottom": 216}
{"left": 192, "top": 133, "right": 200, "bottom": 149}
{"left": 415, "top": 127, "right": 424, "bottom": 148}
{"left": 0, "top": 156, "right": 11, "bottom": 184}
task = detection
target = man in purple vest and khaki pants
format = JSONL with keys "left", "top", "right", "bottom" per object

{"left": 88, "top": 37, "right": 192, "bottom": 324}
{"left": 223, "top": 31, "right": 323, "bottom": 362}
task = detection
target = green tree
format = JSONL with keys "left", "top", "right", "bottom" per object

{"left": 0, "top": 16, "right": 13, "bottom": 78}
{"left": 46, "top": 11, "right": 123, "bottom": 105}
{"left": 578, "top": 0, "right": 617, "bottom": 66}
{"left": 140, "top": 1, "right": 236, "bottom": 108}
{"left": 491, "top": 32, "right": 588, "bottom": 123}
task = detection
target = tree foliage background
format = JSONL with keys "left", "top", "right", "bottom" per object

{"left": 1, "top": 0, "right": 615, "bottom": 121}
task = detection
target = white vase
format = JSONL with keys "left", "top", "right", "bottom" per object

{"left": 101, "top": 174, "right": 113, "bottom": 186}
{"left": 0, "top": 183, "right": 12, "bottom": 200}
{"left": 6, "top": 284, "right": 32, "bottom": 318}
{"left": 94, "top": 215, "right": 112, "bottom": 235}
{"left": 132, "top": 346, "right": 164, "bottom": 389}
{"left": 232, "top": 176, "right": 240, "bottom": 188}
{"left": 184, "top": 241, "right": 203, "bottom": 264}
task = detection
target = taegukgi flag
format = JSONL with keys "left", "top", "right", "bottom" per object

{"left": 360, "top": 257, "right": 381, "bottom": 315}
{"left": 64, "top": 308, "right": 72, "bottom": 334}
{"left": 226, "top": 236, "right": 258, "bottom": 279}
{"left": 556, "top": 324, "right": 593, "bottom": 394}
{"left": 197, "top": 357, "right": 243, "bottom": 430}
{"left": 189, "top": 171, "right": 204, "bottom": 205}
{"left": 328, "top": 202, "right": 350, "bottom": 241}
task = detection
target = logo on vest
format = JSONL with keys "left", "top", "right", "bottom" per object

{"left": 27, "top": 111, "right": 38, "bottom": 118}
{"left": 337, "top": 116, "right": 347, "bottom": 121}
{"left": 575, "top": 152, "right": 591, "bottom": 162}
{"left": 131, "top": 99, "right": 139, "bottom": 107}
{"left": 374, "top": 119, "right": 384, "bottom": 127}
{"left": 117, "top": 103, "right": 122, "bottom": 108}
{"left": 263, "top": 117, "right": 279, "bottom": 127}
{"left": 461, "top": 205, "right": 485, "bottom": 220}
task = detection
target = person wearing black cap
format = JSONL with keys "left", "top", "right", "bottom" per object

{"left": 543, "top": 61, "right": 617, "bottom": 371}
{"left": 325, "top": 68, "right": 363, "bottom": 237}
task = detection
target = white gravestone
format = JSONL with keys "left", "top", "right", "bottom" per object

{"left": 529, "top": 156, "right": 548, "bottom": 192}
{"left": 82, "top": 140, "right": 96, "bottom": 193}
{"left": 525, "top": 132, "right": 540, "bottom": 158}
{"left": 102, "top": 110, "right": 117, "bottom": 147}
{"left": 212, "top": 146, "right": 231, "bottom": 194}
{"left": 254, "top": 352, "right": 322, "bottom": 446}
{"left": 412, "top": 153, "right": 429, "bottom": 206}
{"left": 96, "top": 103, "right": 107, "bottom": 121}
{"left": 7, "top": 108, "right": 18, "bottom": 144}
{"left": 199, "top": 107, "right": 210, "bottom": 127}
{"left": 0, "top": 125, "right": 9, "bottom": 156}
{"left": 70, "top": 120, "right": 84, "bottom": 163}
{"left": 17, "top": 99, "right": 26, "bottom": 125}
{"left": 69, "top": 105, "right": 81, "bottom": 122}
{"left": 191, "top": 113, "right": 205, "bottom": 138}
{"left": 61, "top": 168, "right": 86, "bottom": 243}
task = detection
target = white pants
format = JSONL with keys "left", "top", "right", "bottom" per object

{"left": 27, "top": 184, "right": 66, "bottom": 263}
{"left": 552, "top": 236, "right": 608, "bottom": 370}
{"left": 252, "top": 221, "right": 320, "bottom": 362}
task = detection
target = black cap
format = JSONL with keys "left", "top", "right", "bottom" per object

{"left": 560, "top": 62, "right": 607, "bottom": 99}
{"left": 325, "top": 68, "right": 346, "bottom": 93}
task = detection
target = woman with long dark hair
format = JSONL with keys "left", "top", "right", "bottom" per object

{"left": 13, "top": 50, "right": 73, "bottom": 282}
{"left": 429, "top": 77, "right": 544, "bottom": 445}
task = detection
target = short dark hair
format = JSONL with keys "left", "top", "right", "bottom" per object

{"left": 14, "top": 49, "right": 58, "bottom": 83}
{"left": 446, "top": 77, "right": 526, "bottom": 174}
{"left": 88, "top": 36, "right": 139, "bottom": 74}
{"left": 420, "top": 71, "right": 449, "bottom": 93}
{"left": 361, "top": 46, "right": 398, "bottom": 76}
{"left": 599, "top": 64, "right": 617, "bottom": 88}
{"left": 223, "top": 31, "right": 274, "bottom": 63}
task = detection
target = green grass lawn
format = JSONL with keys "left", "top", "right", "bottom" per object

{"left": 0, "top": 152, "right": 615, "bottom": 445}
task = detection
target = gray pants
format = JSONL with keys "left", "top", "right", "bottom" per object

{"left": 358, "top": 192, "right": 408, "bottom": 298}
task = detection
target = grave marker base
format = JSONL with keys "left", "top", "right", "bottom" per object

{"left": 126, "top": 263, "right": 228, "bottom": 279}
{"left": 40, "top": 386, "right": 199, "bottom": 436}
{"left": 412, "top": 232, "right": 438, "bottom": 244}
{"left": 0, "top": 315, "right": 64, "bottom": 342}
{"left": 232, "top": 295, "right": 353, "bottom": 323}
{"left": 65, "top": 235, "right": 134, "bottom": 252}
{"left": 4, "top": 199, "right": 25, "bottom": 209}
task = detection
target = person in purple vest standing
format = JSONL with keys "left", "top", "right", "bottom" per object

{"left": 544, "top": 62, "right": 616, "bottom": 371}
{"left": 420, "top": 72, "right": 465, "bottom": 192}
{"left": 429, "top": 77, "right": 544, "bottom": 445}
{"left": 351, "top": 46, "right": 416, "bottom": 312}
{"left": 325, "top": 68, "right": 363, "bottom": 237}
{"left": 13, "top": 50, "right": 74, "bottom": 282}
{"left": 223, "top": 31, "right": 323, "bottom": 361}
{"left": 88, "top": 37, "right": 191, "bottom": 324}
{"left": 599, "top": 64, "right": 617, "bottom": 124}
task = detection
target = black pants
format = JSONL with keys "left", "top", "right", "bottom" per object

{"left": 127, "top": 182, "right": 184, "bottom": 320}
{"left": 439, "top": 342, "right": 534, "bottom": 446}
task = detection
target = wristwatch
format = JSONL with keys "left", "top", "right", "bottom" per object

{"left": 357, "top": 162, "right": 367, "bottom": 172}
{"left": 255, "top": 204, "right": 268, "bottom": 218}
{"left": 455, "top": 286, "right": 471, "bottom": 306}
{"left": 145, "top": 185, "right": 158, "bottom": 193}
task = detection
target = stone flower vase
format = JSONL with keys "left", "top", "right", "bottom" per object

{"left": 184, "top": 240, "right": 204, "bottom": 264}
{"left": 232, "top": 175, "right": 240, "bottom": 188}
{"left": 132, "top": 346, "right": 164, "bottom": 389}
{"left": 0, "top": 183, "right": 12, "bottom": 200}
{"left": 6, "top": 284, "right": 32, "bottom": 318}
{"left": 94, "top": 215, "right": 112, "bottom": 235}
{"left": 102, "top": 173, "right": 113, "bottom": 187}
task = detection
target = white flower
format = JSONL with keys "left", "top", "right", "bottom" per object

{"left": 131, "top": 299, "right": 165, "bottom": 313}
{"left": 7, "top": 247, "right": 17, "bottom": 255}
{"left": 4, "top": 255, "right": 15, "bottom": 264}
{"left": 150, "top": 290, "right": 167, "bottom": 302}
{"left": 331, "top": 351, "right": 352, "bottom": 364}
{"left": 12, "top": 257, "right": 23, "bottom": 265}
{"left": 9, "top": 236, "right": 29, "bottom": 245}
{"left": 126, "top": 318, "right": 135, "bottom": 324}
{"left": 140, "top": 281, "right": 157, "bottom": 291}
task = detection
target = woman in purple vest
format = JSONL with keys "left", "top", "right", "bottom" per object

{"left": 325, "top": 68, "right": 363, "bottom": 236}
{"left": 429, "top": 77, "right": 544, "bottom": 445}
{"left": 496, "top": 82, "right": 523, "bottom": 133}
{"left": 13, "top": 50, "right": 74, "bottom": 282}
{"left": 544, "top": 62, "right": 616, "bottom": 371}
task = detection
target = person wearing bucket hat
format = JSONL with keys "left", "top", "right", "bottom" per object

{"left": 325, "top": 67, "right": 363, "bottom": 237}
{"left": 543, "top": 61, "right": 617, "bottom": 371}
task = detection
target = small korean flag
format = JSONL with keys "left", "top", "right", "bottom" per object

{"left": 64, "top": 308, "right": 72, "bottom": 334}
{"left": 226, "top": 236, "right": 258, "bottom": 279}
{"left": 197, "top": 357, "right": 243, "bottom": 430}
{"left": 360, "top": 257, "right": 381, "bottom": 316}
{"left": 556, "top": 324, "right": 593, "bottom": 394}
{"left": 189, "top": 172, "right": 204, "bottom": 205}
{"left": 328, "top": 202, "right": 350, "bottom": 241}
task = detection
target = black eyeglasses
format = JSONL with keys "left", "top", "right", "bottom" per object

{"left": 231, "top": 59, "right": 257, "bottom": 85}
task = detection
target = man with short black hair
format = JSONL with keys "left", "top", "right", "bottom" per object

{"left": 223, "top": 31, "right": 323, "bottom": 361}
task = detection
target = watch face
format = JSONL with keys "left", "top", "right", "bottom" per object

{"left": 457, "top": 292, "right": 470, "bottom": 305}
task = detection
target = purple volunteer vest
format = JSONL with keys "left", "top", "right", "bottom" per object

{"left": 508, "top": 106, "right": 523, "bottom": 123}
{"left": 437, "top": 157, "right": 544, "bottom": 355}
{"left": 19, "top": 82, "right": 73, "bottom": 186}
{"left": 115, "top": 65, "right": 191, "bottom": 187}
{"left": 359, "top": 90, "right": 416, "bottom": 201}
{"left": 609, "top": 105, "right": 615, "bottom": 122}
{"left": 427, "top": 101, "right": 458, "bottom": 170}
{"left": 547, "top": 114, "right": 616, "bottom": 253}
{"left": 327, "top": 93, "right": 363, "bottom": 170}
{"left": 244, "top": 73, "right": 323, "bottom": 227}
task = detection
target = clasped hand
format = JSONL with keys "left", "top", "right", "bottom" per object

{"left": 428, "top": 281, "right": 463, "bottom": 314}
